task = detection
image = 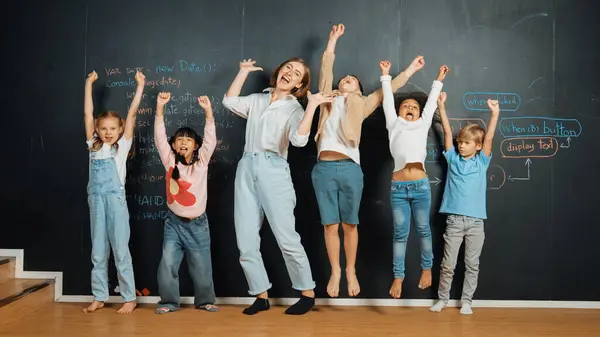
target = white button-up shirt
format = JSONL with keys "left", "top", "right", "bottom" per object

{"left": 223, "top": 88, "right": 309, "bottom": 159}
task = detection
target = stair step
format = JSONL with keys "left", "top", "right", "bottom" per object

{"left": 0, "top": 278, "right": 54, "bottom": 328}
{"left": 0, "top": 257, "right": 15, "bottom": 284}
{"left": 0, "top": 279, "right": 54, "bottom": 308}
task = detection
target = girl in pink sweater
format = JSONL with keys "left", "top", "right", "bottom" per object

{"left": 153, "top": 92, "right": 218, "bottom": 314}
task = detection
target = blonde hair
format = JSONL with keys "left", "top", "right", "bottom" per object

{"left": 457, "top": 123, "right": 485, "bottom": 144}
{"left": 89, "top": 111, "right": 133, "bottom": 158}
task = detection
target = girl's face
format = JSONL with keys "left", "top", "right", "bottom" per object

{"left": 338, "top": 75, "right": 361, "bottom": 94}
{"left": 96, "top": 117, "right": 123, "bottom": 145}
{"left": 398, "top": 99, "right": 421, "bottom": 121}
{"left": 275, "top": 61, "right": 306, "bottom": 93}
{"left": 172, "top": 136, "right": 198, "bottom": 163}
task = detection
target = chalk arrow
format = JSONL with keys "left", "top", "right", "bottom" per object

{"left": 429, "top": 176, "right": 442, "bottom": 186}
{"left": 508, "top": 159, "right": 532, "bottom": 182}
{"left": 560, "top": 137, "right": 571, "bottom": 148}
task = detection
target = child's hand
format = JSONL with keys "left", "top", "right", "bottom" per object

{"left": 307, "top": 91, "right": 334, "bottom": 106}
{"left": 487, "top": 99, "right": 500, "bottom": 116}
{"left": 436, "top": 65, "right": 450, "bottom": 81}
{"left": 135, "top": 71, "right": 146, "bottom": 85}
{"left": 438, "top": 92, "right": 447, "bottom": 105}
{"left": 408, "top": 56, "right": 425, "bottom": 73}
{"left": 157, "top": 92, "right": 171, "bottom": 107}
{"left": 329, "top": 23, "right": 345, "bottom": 40}
{"left": 239, "top": 59, "right": 263, "bottom": 73}
{"left": 197, "top": 95, "right": 212, "bottom": 111}
{"left": 379, "top": 60, "right": 391, "bottom": 76}
{"left": 86, "top": 71, "right": 98, "bottom": 84}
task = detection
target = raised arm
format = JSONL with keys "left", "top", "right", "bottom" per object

{"left": 437, "top": 92, "right": 453, "bottom": 151}
{"left": 222, "top": 59, "right": 263, "bottom": 119}
{"left": 319, "top": 24, "right": 344, "bottom": 94}
{"left": 196, "top": 96, "right": 217, "bottom": 166}
{"left": 84, "top": 71, "right": 98, "bottom": 140}
{"left": 421, "top": 65, "right": 449, "bottom": 127}
{"left": 379, "top": 60, "right": 400, "bottom": 130}
{"left": 363, "top": 55, "right": 425, "bottom": 116}
{"left": 154, "top": 92, "right": 174, "bottom": 167}
{"left": 297, "top": 91, "right": 334, "bottom": 139}
{"left": 123, "top": 71, "right": 145, "bottom": 140}
{"left": 482, "top": 99, "right": 500, "bottom": 157}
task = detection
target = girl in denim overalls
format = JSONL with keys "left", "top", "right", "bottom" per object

{"left": 82, "top": 70, "right": 145, "bottom": 314}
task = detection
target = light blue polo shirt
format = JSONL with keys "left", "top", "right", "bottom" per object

{"left": 439, "top": 146, "right": 491, "bottom": 219}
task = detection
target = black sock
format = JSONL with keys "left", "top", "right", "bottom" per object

{"left": 243, "top": 298, "right": 270, "bottom": 315}
{"left": 284, "top": 295, "right": 315, "bottom": 315}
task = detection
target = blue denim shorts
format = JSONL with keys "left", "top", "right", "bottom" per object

{"left": 311, "top": 159, "right": 363, "bottom": 225}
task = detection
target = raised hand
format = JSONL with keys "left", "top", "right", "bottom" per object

{"left": 408, "top": 56, "right": 425, "bottom": 73}
{"left": 437, "top": 65, "right": 450, "bottom": 81}
{"left": 487, "top": 99, "right": 500, "bottom": 116}
{"left": 239, "top": 59, "right": 263, "bottom": 73}
{"left": 197, "top": 95, "right": 212, "bottom": 111}
{"left": 157, "top": 92, "right": 171, "bottom": 107}
{"left": 438, "top": 92, "right": 447, "bottom": 105}
{"left": 86, "top": 71, "right": 98, "bottom": 84}
{"left": 329, "top": 23, "right": 345, "bottom": 40}
{"left": 307, "top": 91, "right": 334, "bottom": 106}
{"left": 379, "top": 60, "right": 392, "bottom": 76}
{"left": 134, "top": 71, "right": 146, "bottom": 85}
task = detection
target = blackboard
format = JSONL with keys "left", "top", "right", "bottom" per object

{"left": 3, "top": 0, "right": 600, "bottom": 302}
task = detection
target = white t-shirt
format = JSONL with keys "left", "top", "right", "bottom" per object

{"left": 318, "top": 96, "right": 361, "bottom": 164}
{"left": 86, "top": 136, "right": 133, "bottom": 186}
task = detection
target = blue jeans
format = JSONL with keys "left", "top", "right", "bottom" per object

{"left": 390, "top": 177, "right": 433, "bottom": 279}
{"left": 157, "top": 211, "right": 215, "bottom": 310}
{"left": 234, "top": 152, "right": 315, "bottom": 295}
{"left": 87, "top": 157, "right": 136, "bottom": 302}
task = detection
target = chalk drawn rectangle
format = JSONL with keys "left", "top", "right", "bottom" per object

{"left": 463, "top": 92, "right": 521, "bottom": 111}
{"left": 500, "top": 137, "right": 558, "bottom": 158}
{"left": 499, "top": 117, "right": 582, "bottom": 138}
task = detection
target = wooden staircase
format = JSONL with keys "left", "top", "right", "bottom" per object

{"left": 0, "top": 256, "right": 55, "bottom": 327}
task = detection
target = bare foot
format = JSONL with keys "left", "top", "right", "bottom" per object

{"left": 327, "top": 272, "right": 341, "bottom": 297}
{"left": 117, "top": 301, "right": 137, "bottom": 314}
{"left": 82, "top": 300, "right": 104, "bottom": 313}
{"left": 346, "top": 269, "right": 360, "bottom": 297}
{"left": 418, "top": 269, "right": 432, "bottom": 289}
{"left": 389, "top": 278, "right": 404, "bottom": 299}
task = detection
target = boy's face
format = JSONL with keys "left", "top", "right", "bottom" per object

{"left": 457, "top": 137, "right": 483, "bottom": 160}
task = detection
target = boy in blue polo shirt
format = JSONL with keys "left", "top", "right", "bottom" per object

{"left": 429, "top": 93, "right": 500, "bottom": 315}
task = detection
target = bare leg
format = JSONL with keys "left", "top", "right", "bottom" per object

{"left": 324, "top": 224, "right": 341, "bottom": 297}
{"left": 342, "top": 223, "right": 360, "bottom": 297}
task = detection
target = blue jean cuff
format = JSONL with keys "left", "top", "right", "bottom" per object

{"left": 157, "top": 303, "right": 179, "bottom": 311}
{"left": 248, "top": 284, "right": 272, "bottom": 296}
{"left": 292, "top": 283, "right": 316, "bottom": 292}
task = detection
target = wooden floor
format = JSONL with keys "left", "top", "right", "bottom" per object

{"left": 1, "top": 303, "right": 599, "bottom": 337}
